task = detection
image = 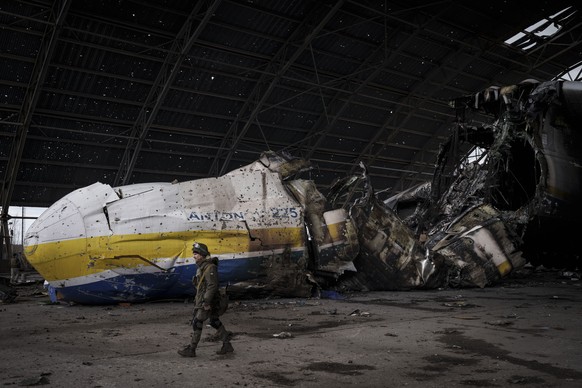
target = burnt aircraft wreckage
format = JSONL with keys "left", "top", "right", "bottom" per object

{"left": 23, "top": 79, "right": 581, "bottom": 304}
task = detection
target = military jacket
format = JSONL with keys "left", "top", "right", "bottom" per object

{"left": 194, "top": 256, "right": 220, "bottom": 309}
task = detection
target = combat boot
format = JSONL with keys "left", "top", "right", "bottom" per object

{"left": 177, "top": 345, "right": 196, "bottom": 357}
{"left": 216, "top": 325, "right": 234, "bottom": 355}
{"left": 178, "top": 329, "right": 202, "bottom": 357}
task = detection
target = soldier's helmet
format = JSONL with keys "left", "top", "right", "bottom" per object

{"left": 192, "top": 242, "right": 210, "bottom": 256}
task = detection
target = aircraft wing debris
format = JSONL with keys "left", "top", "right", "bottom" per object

{"left": 328, "top": 171, "right": 445, "bottom": 291}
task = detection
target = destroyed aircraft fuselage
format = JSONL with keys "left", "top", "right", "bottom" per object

{"left": 23, "top": 152, "right": 359, "bottom": 303}
{"left": 389, "top": 80, "right": 582, "bottom": 276}
{"left": 22, "top": 80, "right": 582, "bottom": 304}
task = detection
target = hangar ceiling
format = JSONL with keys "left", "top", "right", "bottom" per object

{"left": 1, "top": 0, "right": 581, "bottom": 211}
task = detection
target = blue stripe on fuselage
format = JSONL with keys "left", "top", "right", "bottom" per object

{"left": 54, "top": 256, "right": 266, "bottom": 304}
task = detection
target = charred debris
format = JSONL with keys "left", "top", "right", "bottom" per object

{"left": 317, "top": 79, "right": 582, "bottom": 293}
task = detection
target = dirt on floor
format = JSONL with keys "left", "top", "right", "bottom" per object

{"left": 1, "top": 268, "right": 582, "bottom": 387}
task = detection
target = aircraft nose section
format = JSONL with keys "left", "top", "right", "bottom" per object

{"left": 23, "top": 182, "right": 121, "bottom": 282}
{"left": 23, "top": 197, "right": 88, "bottom": 281}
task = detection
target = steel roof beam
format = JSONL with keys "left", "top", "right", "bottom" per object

{"left": 208, "top": 0, "right": 345, "bottom": 177}
{"left": 301, "top": 5, "right": 436, "bottom": 161}
{"left": 0, "top": 0, "right": 70, "bottom": 217}
{"left": 338, "top": 4, "right": 458, "bottom": 179}
{"left": 113, "top": 0, "right": 223, "bottom": 186}
{"left": 0, "top": 0, "right": 70, "bottom": 260}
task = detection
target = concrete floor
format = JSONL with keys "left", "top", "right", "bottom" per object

{"left": 1, "top": 268, "right": 581, "bottom": 387}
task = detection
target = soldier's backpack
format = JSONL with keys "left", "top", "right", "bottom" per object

{"left": 217, "top": 286, "right": 229, "bottom": 316}
{"left": 197, "top": 267, "right": 229, "bottom": 316}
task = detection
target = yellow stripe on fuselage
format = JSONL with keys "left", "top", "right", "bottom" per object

{"left": 26, "top": 227, "right": 306, "bottom": 281}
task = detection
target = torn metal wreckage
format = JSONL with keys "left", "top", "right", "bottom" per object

{"left": 22, "top": 79, "right": 581, "bottom": 304}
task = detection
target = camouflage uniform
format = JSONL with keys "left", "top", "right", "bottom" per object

{"left": 178, "top": 243, "right": 233, "bottom": 357}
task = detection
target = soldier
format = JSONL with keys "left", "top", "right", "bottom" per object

{"left": 178, "top": 242, "right": 233, "bottom": 357}
{"left": 10, "top": 253, "right": 21, "bottom": 284}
